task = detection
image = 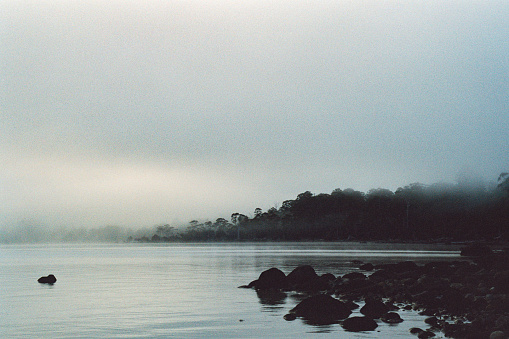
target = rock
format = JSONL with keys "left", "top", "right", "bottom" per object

{"left": 394, "top": 261, "right": 419, "bottom": 273}
{"left": 360, "top": 298, "right": 390, "bottom": 318}
{"left": 368, "top": 269, "right": 391, "bottom": 282}
{"left": 384, "top": 301, "right": 399, "bottom": 311}
{"left": 490, "top": 331, "right": 506, "bottom": 339}
{"left": 344, "top": 300, "right": 360, "bottom": 310}
{"left": 381, "top": 312, "right": 403, "bottom": 323}
{"left": 493, "top": 270, "right": 509, "bottom": 293}
{"left": 410, "top": 327, "right": 424, "bottom": 334}
{"left": 289, "top": 294, "right": 352, "bottom": 324}
{"left": 288, "top": 266, "right": 321, "bottom": 291}
{"left": 460, "top": 243, "right": 492, "bottom": 257}
{"left": 343, "top": 272, "right": 366, "bottom": 281}
{"left": 37, "top": 274, "right": 56, "bottom": 284}
{"left": 359, "top": 263, "right": 374, "bottom": 271}
{"left": 342, "top": 316, "right": 378, "bottom": 332}
{"left": 287, "top": 265, "right": 318, "bottom": 286}
{"left": 417, "top": 330, "right": 436, "bottom": 338}
{"left": 424, "top": 316, "right": 439, "bottom": 327}
{"left": 286, "top": 265, "right": 330, "bottom": 291}
{"left": 319, "top": 273, "right": 335, "bottom": 283}
{"left": 251, "top": 268, "right": 287, "bottom": 290}
{"left": 283, "top": 313, "right": 297, "bottom": 321}
{"left": 442, "top": 322, "right": 471, "bottom": 338}
{"left": 423, "top": 261, "right": 452, "bottom": 276}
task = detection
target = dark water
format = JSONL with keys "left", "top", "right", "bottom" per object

{"left": 0, "top": 242, "right": 460, "bottom": 338}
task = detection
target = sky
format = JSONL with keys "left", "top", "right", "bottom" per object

{"left": 1, "top": 0, "right": 508, "bottom": 230}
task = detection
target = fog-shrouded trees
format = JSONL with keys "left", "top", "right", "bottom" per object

{"left": 140, "top": 172, "right": 509, "bottom": 242}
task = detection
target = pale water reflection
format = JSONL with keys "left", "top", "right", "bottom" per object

{"left": 0, "top": 242, "right": 460, "bottom": 338}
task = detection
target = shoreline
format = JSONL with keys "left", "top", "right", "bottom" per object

{"left": 243, "top": 248, "right": 509, "bottom": 338}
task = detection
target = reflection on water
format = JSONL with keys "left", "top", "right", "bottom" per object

{"left": 256, "top": 289, "right": 287, "bottom": 311}
{"left": 306, "top": 324, "right": 334, "bottom": 333}
{"left": 0, "top": 242, "right": 461, "bottom": 338}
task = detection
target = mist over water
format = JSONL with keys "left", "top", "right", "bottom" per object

{"left": 1, "top": 0, "right": 508, "bottom": 231}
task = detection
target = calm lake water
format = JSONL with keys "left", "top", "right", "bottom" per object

{"left": 0, "top": 242, "right": 461, "bottom": 338}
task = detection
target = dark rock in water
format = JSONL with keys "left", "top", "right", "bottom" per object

{"left": 381, "top": 312, "right": 403, "bottom": 323}
{"left": 319, "top": 273, "right": 335, "bottom": 283}
{"left": 283, "top": 313, "right": 297, "bottom": 321}
{"left": 359, "top": 263, "right": 374, "bottom": 271}
{"left": 286, "top": 265, "right": 324, "bottom": 291}
{"left": 287, "top": 265, "right": 317, "bottom": 285}
{"left": 342, "top": 316, "right": 378, "bottom": 332}
{"left": 360, "top": 298, "right": 390, "bottom": 318}
{"left": 417, "top": 330, "right": 436, "bottom": 338}
{"left": 384, "top": 301, "right": 399, "bottom": 311}
{"left": 460, "top": 243, "right": 492, "bottom": 257}
{"left": 424, "top": 316, "right": 439, "bottom": 327}
{"left": 410, "top": 327, "right": 424, "bottom": 334}
{"left": 368, "top": 269, "right": 391, "bottom": 282}
{"left": 251, "top": 267, "right": 287, "bottom": 290}
{"left": 343, "top": 272, "right": 366, "bottom": 281}
{"left": 38, "top": 274, "right": 57, "bottom": 284}
{"left": 344, "top": 300, "right": 360, "bottom": 310}
{"left": 289, "top": 294, "right": 352, "bottom": 324}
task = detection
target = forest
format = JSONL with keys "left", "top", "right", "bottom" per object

{"left": 136, "top": 172, "right": 509, "bottom": 243}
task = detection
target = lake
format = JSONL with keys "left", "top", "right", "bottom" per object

{"left": 0, "top": 242, "right": 461, "bottom": 338}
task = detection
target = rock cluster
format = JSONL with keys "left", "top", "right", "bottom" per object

{"left": 241, "top": 250, "right": 509, "bottom": 338}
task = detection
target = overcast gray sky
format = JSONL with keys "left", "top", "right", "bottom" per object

{"left": 1, "top": 0, "right": 508, "bottom": 229}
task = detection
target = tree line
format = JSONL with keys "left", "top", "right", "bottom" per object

{"left": 135, "top": 172, "right": 509, "bottom": 243}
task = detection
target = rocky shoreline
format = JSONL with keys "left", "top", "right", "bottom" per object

{"left": 240, "top": 245, "right": 509, "bottom": 338}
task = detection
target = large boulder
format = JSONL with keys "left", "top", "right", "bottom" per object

{"left": 275, "top": 266, "right": 334, "bottom": 292}
{"left": 249, "top": 267, "right": 287, "bottom": 290}
{"left": 37, "top": 274, "right": 57, "bottom": 284}
{"left": 342, "top": 316, "right": 378, "bottom": 331}
{"left": 289, "top": 294, "right": 352, "bottom": 325}
{"left": 286, "top": 265, "right": 321, "bottom": 291}
{"left": 360, "top": 298, "right": 390, "bottom": 318}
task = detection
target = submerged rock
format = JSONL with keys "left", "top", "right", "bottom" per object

{"left": 289, "top": 294, "right": 352, "bottom": 324}
{"left": 37, "top": 274, "right": 57, "bottom": 284}
{"left": 342, "top": 316, "right": 378, "bottom": 332}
